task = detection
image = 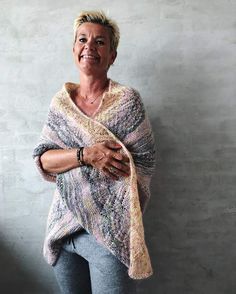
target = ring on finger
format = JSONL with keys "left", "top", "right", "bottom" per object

{"left": 109, "top": 166, "right": 116, "bottom": 173}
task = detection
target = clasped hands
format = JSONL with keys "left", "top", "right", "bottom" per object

{"left": 83, "top": 140, "right": 130, "bottom": 180}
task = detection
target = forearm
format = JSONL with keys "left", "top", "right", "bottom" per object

{"left": 39, "top": 142, "right": 129, "bottom": 179}
{"left": 40, "top": 148, "right": 82, "bottom": 174}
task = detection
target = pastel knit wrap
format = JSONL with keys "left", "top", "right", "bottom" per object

{"left": 33, "top": 79, "right": 156, "bottom": 279}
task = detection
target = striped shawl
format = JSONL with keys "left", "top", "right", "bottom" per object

{"left": 33, "top": 79, "right": 156, "bottom": 279}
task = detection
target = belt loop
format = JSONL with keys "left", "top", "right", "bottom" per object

{"left": 71, "top": 237, "right": 76, "bottom": 250}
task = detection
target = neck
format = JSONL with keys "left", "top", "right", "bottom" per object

{"left": 79, "top": 73, "right": 109, "bottom": 98}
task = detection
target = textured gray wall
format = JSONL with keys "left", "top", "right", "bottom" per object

{"left": 0, "top": 0, "right": 235, "bottom": 293}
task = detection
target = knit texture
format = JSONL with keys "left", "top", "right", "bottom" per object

{"left": 33, "top": 79, "right": 156, "bottom": 279}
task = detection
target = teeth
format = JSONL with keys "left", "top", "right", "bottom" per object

{"left": 81, "top": 55, "right": 98, "bottom": 59}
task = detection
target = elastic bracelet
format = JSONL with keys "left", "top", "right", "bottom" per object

{"left": 81, "top": 147, "right": 84, "bottom": 164}
{"left": 76, "top": 147, "right": 84, "bottom": 166}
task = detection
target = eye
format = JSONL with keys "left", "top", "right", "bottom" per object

{"left": 78, "top": 37, "right": 87, "bottom": 43}
{"left": 96, "top": 40, "right": 105, "bottom": 45}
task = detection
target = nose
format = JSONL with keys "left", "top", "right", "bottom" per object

{"left": 85, "top": 39, "right": 95, "bottom": 50}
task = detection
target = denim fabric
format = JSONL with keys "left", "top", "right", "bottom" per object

{"left": 53, "top": 230, "right": 137, "bottom": 294}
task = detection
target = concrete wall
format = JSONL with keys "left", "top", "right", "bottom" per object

{"left": 0, "top": 0, "right": 235, "bottom": 293}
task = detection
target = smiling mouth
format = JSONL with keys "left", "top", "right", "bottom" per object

{"left": 80, "top": 54, "right": 99, "bottom": 61}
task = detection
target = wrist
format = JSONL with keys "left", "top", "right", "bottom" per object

{"left": 82, "top": 147, "right": 90, "bottom": 165}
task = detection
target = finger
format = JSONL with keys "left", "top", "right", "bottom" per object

{"left": 109, "top": 160, "right": 130, "bottom": 175}
{"left": 103, "top": 167, "right": 119, "bottom": 180}
{"left": 113, "top": 168, "right": 129, "bottom": 177}
{"left": 122, "top": 155, "right": 130, "bottom": 163}
{"left": 112, "top": 152, "right": 130, "bottom": 163}
{"left": 107, "top": 165, "right": 130, "bottom": 178}
{"left": 104, "top": 140, "right": 122, "bottom": 150}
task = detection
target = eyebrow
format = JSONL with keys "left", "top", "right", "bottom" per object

{"left": 77, "top": 33, "right": 107, "bottom": 39}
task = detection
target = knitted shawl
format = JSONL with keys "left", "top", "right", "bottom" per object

{"left": 33, "top": 79, "right": 156, "bottom": 279}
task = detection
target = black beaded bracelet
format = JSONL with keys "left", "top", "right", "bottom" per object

{"left": 81, "top": 147, "right": 84, "bottom": 164}
{"left": 76, "top": 147, "right": 84, "bottom": 165}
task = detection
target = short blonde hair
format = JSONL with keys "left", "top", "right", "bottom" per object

{"left": 73, "top": 10, "right": 120, "bottom": 52}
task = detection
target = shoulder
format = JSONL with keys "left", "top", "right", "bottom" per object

{"left": 110, "top": 79, "right": 143, "bottom": 104}
{"left": 109, "top": 80, "right": 147, "bottom": 121}
{"left": 49, "top": 82, "right": 73, "bottom": 107}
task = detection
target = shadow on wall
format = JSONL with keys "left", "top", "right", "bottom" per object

{"left": 0, "top": 233, "right": 50, "bottom": 294}
{"left": 138, "top": 60, "right": 235, "bottom": 293}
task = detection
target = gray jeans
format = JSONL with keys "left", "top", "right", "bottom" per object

{"left": 53, "top": 230, "right": 137, "bottom": 294}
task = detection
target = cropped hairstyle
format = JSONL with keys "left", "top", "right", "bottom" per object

{"left": 73, "top": 10, "right": 120, "bottom": 52}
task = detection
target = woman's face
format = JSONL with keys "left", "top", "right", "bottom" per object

{"left": 73, "top": 22, "right": 117, "bottom": 77}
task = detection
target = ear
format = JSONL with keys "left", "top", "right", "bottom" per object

{"left": 110, "top": 50, "right": 117, "bottom": 65}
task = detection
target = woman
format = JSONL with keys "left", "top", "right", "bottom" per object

{"left": 33, "top": 10, "right": 156, "bottom": 294}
